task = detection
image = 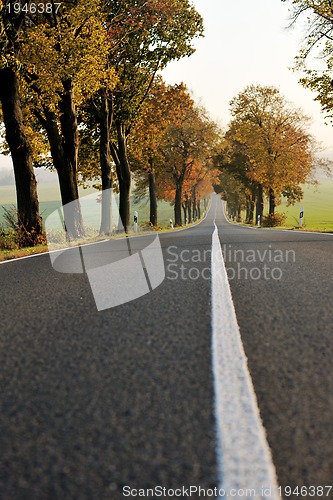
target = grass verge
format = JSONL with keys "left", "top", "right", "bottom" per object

{"left": 0, "top": 209, "right": 210, "bottom": 262}
{"left": 228, "top": 179, "right": 333, "bottom": 232}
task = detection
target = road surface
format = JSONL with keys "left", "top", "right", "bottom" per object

{"left": 0, "top": 195, "right": 332, "bottom": 499}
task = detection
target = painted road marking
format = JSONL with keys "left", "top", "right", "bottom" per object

{"left": 211, "top": 215, "right": 280, "bottom": 499}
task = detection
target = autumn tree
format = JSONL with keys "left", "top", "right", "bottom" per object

{"left": 129, "top": 77, "right": 182, "bottom": 226}
{"left": 214, "top": 133, "right": 259, "bottom": 223}
{"left": 0, "top": 1, "right": 43, "bottom": 242}
{"left": 196, "top": 177, "right": 216, "bottom": 217}
{"left": 180, "top": 161, "right": 218, "bottom": 223}
{"left": 105, "top": 0, "right": 204, "bottom": 231}
{"left": 218, "top": 169, "right": 247, "bottom": 221}
{"left": 76, "top": 0, "right": 203, "bottom": 232}
{"left": 157, "top": 85, "right": 219, "bottom": 226}
{"left": 227, "top": 85, "right": 316, "bottom": 219}
{"left": 18, "top": 0, "right": 113, "bottom": 238}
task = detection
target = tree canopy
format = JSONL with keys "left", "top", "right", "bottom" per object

{"left": 282, "top": 0, "right": 333, "bottom": 121}
{"left": 218, "top": 84, "right": 317, "bottom": 224}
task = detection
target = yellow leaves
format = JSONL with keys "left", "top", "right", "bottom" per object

{"left": 20, "top": 0, "right": 116, "bottom": 107}
{"left": 25, "top": 122, "right": 50, "bottom": 163}
{"left": 0, "top": 52, "right": 22, "bottom": 71}
{"left": 227, "top": 84, "right": 315, "bottom": 193}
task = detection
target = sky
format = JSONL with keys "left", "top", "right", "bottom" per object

{"left": 1, "top": 0, "right": 333, "bottom": 176}
{"left": 162, "top": 0, "right": 333, "bottom": 153}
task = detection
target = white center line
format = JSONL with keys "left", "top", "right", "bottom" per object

{"left": 211, "top": 202, "right": 281, "bottom": 499}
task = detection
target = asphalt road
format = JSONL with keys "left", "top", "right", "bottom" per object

{"left": 215, "top": 201, "right": 333, "bottom": 496}
{"left": 0, "top": 195, "right": 332, "bottom": 499}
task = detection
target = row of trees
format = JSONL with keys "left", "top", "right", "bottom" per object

{"left": 122, "top": 78, "right": 219, "bottom": 227}
{"left": 218, "top": 1, "right": 333, "bottom": 224}
{"left": 1, "top": 0, "right": 215, "bottom": 243}
{"left": 1, "top": 0, "right": 331, "bottom": 243}
{"left": 80, "top": 76, "right": 220, "bottom": 228}
{"left": 216, "top": 85, "right": 317, "bottom": 225}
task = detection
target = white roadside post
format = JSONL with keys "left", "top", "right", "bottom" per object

{"left": 134, "top": 211, "right": 138, "bottom": 233}
{"left": 298, "top": 207, "right": 304, "bottom": 228}
{"left": 169, "top": 218, "right": 174, "bottom": 229}
{"left": 257, "top": 214, "right": 261, "bottom": 227}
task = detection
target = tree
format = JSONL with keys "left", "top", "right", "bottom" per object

{"left": 227, "top": 85, "right": 316, "bottom": 217}
{"left": 19, "top": 0, "right": 113, "bottom": 238}
{"left": 180, "top": 161, "right": 218, "bottom": 223}
{"left": 282, "top": 1, "right": 333, "bottom": 124}
{"left": 129, "top": 77, "right": 178, "bottom": 226}
{"left": 105, "top": 0, "right": 204, "bottom": 230}
{"left": 157, "top": 85, "right": 219, "bottom": 225}
{"left": 215, "top": 134, "right": 259, "bottom": 224}
{"left": 76, "top": 0, "right": 203, "bottom": 232}
{"left": 218, "top": 170, "right": 247, "bottom": 221}
{"left": 0, "top": 2, "right": 43, "bottom": 243}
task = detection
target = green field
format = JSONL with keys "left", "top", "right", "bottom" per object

{"left": 235, "top": 179, "right": 333, "bottom": 231}
{"left": 1, "top": 178, "right": 331, "bottom": 232}
{"left": 0, "top": 183, "right": 62, "bottom": 225}
{"left": 0, "top": 183, "right": 175, "bottom": 230}
{"left": 275, "top": 179, "right": 333, "bottom": 231}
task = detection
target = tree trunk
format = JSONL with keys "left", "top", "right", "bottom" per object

{"left": 187, "top": 198, "right": 192, "bottom": 224}
{"left": 192, "top": 187, "right": 197, "bottom": 220}
{"left": 40, "top": 106, "right": 84, "bottom": 239}
{"left": 99, "top": 93, "right": 113, "bottom": 235}
{"left": 246, "top": 187, "right": 255, "bottom": 224}
{"left": 148, "top": 170, "right": 158, "bottom": 226}
{"left": 58, "top": 79, "right": 84, "bottom": 238}
{"left": 182, "top": 202, "right": 187, "bottom": 226}
{"left": 174, "top": 182, "right": 183, "bottom": 226}
{"left": 112, "top": 122, "right": 131, "bottom": 231}
{"left": 59, "top": 79, "right": 79, "bottom": 172}
{"left": 0, "top": 67, "right": 42, "bottom": 243}
{"left": 245, "top": 195, "right": 251, "bottom": 223}
{"left": 248, "top": 186, "right": 256, "bottom": 224}
{"left": 255, "top": 183, "right": 264, "bottom": 223}
{"left": 269, "top": 188, "right": 276, "bottom": 215}
{"left": 118, "top": 177, "right": 130, "bottom": 231}
{"left": 197, "top": 200, "right": 201, "bottom": 219}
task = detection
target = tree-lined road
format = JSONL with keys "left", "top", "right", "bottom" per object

{"left": 0, "top": 195, "right": 332, "bottom": 499}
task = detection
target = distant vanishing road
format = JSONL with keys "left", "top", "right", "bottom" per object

{"left": 0, "top": 194, "right": 332, "bottom": 500}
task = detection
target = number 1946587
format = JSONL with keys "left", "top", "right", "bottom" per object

{"left": 6, "top": 3, "right": 61, "bottom": 14}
